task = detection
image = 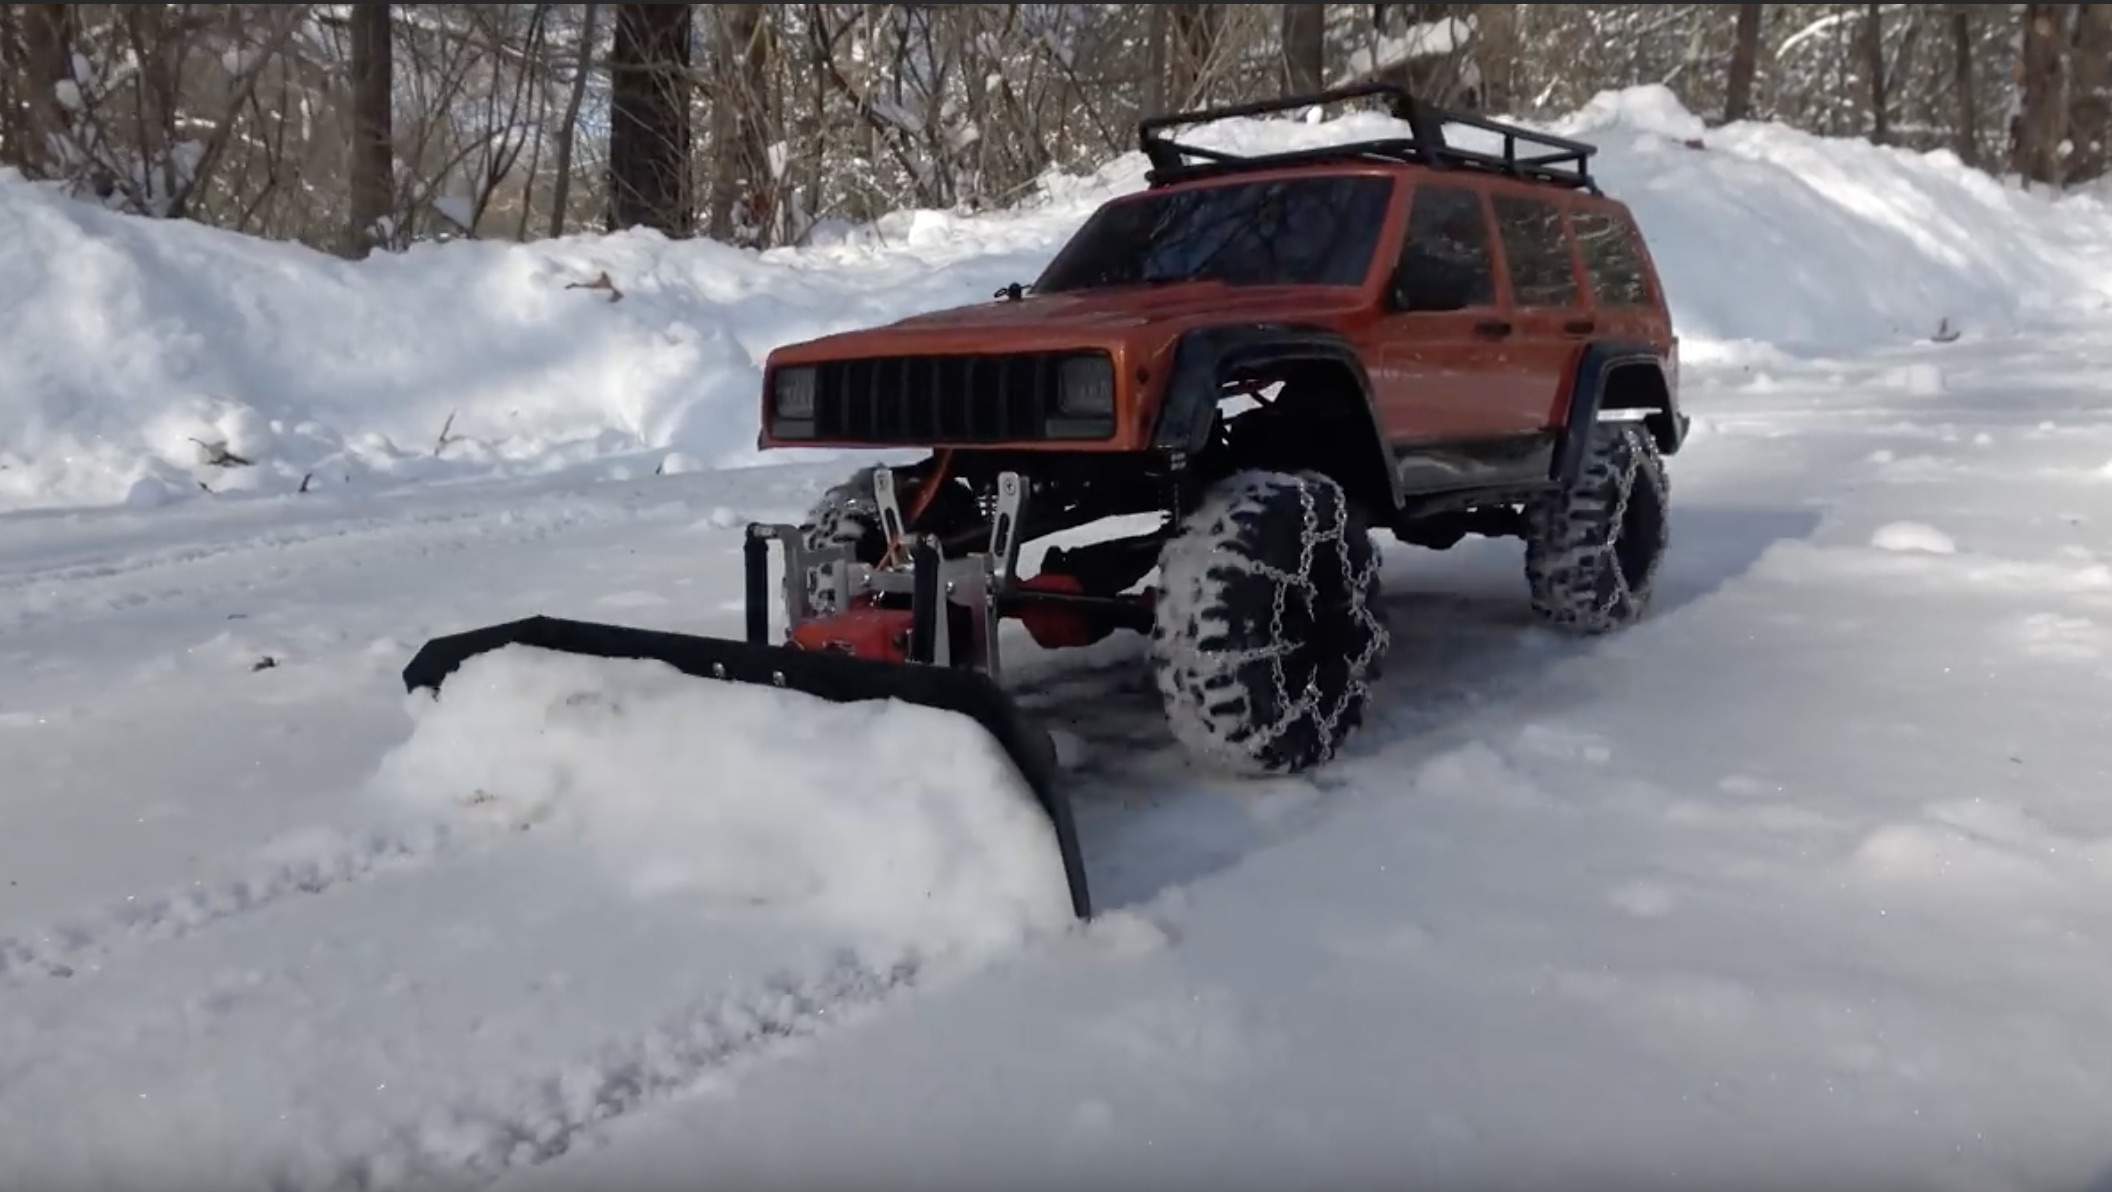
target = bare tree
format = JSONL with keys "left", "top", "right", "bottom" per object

{"left": 606, "top": 2, "right": 692, "bottom": 236}
{"left": 1282, "top": 4, "right": 1326, "bottom": 95}
{"left": 2067, "top": 3, "right": 2112, "bottom": 182}
{"left": 2011, "top": 3, "right": 2071, "bottom": 185}
{"left": 547, "top": 3, "right": 599, "bottom": 238}
{"left": 346, "top": 2, "right": 393, "bottom": 257}
{"left": 1166, "top": 5, "right": 1220, "bottom": 110}
{"left": 0, "top": 0, "right": 2100, "bottom": 259}
{"left": 1, "top": 4, "right": 77, "bottom": 177}
{"left": 708, "top": 4, "right": 772, "bottom": 244}
{"left": 1724, "top": 4, "right": 1764, "bottom": 122}
{"left": 1950, "top": 5, "right": 1980, "bottom": 166}
{"left": 1861, "top": 3, "right": 1889, "bottom": 143}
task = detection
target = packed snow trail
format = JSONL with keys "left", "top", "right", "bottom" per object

{"left": 0, "top": 543, "right": 1078, "bottom": 1191}
{"left": 493, "top": 331, "right": 2112, "bottom": 1192}
{"left": 7, "top": 330, "right": 2112, "bottom": 1191}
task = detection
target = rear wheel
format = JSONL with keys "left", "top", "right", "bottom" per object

{"left": 1149, "top": 469, "right": 1390, "bottom": 775}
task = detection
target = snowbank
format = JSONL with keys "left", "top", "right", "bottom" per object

{"left": 1548, "top": 86, "right": 2112, "bottom": 357}
{"left": 369, "top": 646, "right": 1075, "bottom": 956}
{"left": 5, "top": 84, "right": 2111, "bottom": 512}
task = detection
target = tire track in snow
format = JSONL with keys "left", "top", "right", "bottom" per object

{"left": 0, "top": 465, "right": 839, "bottom": 635}
{"left": 0, "top": 499, "right": 582, "bottom": 590}
{"left": 0, "top": 817, "right": 506, "bottom": 987}
{"left": 0, "top": 628, "right": 1115, "bottom": 990}
{"left": 0, "top": 502, "right": 636, "bottom": 636}
{"left": 292, "top": 949, "right": 927, "bottom": 1192}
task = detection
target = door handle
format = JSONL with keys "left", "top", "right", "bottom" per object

{"left": 1563, "top": 319, "right": 1596, "bottom": 335}
{"left": 1473, "top": 320, "right": 1513, "bottom": 339}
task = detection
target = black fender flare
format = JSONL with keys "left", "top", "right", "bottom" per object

{"left": 1558, "top": 340, "right": 1687, "bottom": 484}
{"left": 1149, "top": 323, "right": 1403, "bottom": 513}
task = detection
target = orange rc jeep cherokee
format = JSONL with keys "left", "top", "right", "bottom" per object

{"left": 754, "top": 82, "right": 1686, "bottom": 783}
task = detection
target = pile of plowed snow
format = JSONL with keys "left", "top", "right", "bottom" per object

{"left": 369, "top": 646, "right": 1076, "bottom": 956}
{"left": 3, "top": 84, "right": 2110, "bottom": 512}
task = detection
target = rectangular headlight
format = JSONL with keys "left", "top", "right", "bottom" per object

{"left": 1054, "top": 355, "right": 1115, "bottom": 418}
{"left": 773, "top": 366, "right": 817, "bottom": 420}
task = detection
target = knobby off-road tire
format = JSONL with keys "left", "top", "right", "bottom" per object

{"left": 800, "top": 464, "right": 982, "bottom": 558}
{"left": 1150, "top": 470, "right": 1391, "bottom": 776}
{"left": 799, "top": 465, "right": 978, "bottom": 611}
{"left": 1523, "top": 420, "right": 1670, "bottom": 634}
{"left": 801, "top": 464, "right": 891, "bottom": 562}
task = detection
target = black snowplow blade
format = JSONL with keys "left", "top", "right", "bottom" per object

{"left": 401, "top": 614, "right": 1092, "bottom": 919}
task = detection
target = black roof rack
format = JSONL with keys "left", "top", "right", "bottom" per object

{"left": 1136, "top": 81, "right": 1600, "bottom": 194}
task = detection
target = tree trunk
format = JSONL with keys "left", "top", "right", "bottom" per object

{"left": 2010, "top": 3, "right": 2071, "bottom": 186}
{"left": 1145, "top": 5, "right": 1167, "bottom": 116}
{"left": 1950, "top": 4, "right": 1979, "bottom": 166}
{"left": 2067, "top": 3, "right": 2112, "bottom": 182}
{"left": 0, "top": 6, "right": 22, "bottom": 172}
{"left": 15, "top": 3, "right": 76, "bottom": 180}
{"left": 1282, "top": 4, "right": 1326, "bottom": 95}
{"left": 606, "top": 2, "right": 693, "bottom": 237}
{"left": 1724, "top": 4, "right": 1763, "bottom": 123}
{"left": 1863, "top": 3, "right": 1888, "bottom": 144}
{"left": 708, "top": 4, "right": 773, "bottom": 245}
{"left": 346, "top": 2, "right": 394, "bottom": 258}
{"left": 1475, "top": 4, "right": 1516, "bottom": 112}
{"left": 547, "top": 2, "right": 599, "bottom": 239}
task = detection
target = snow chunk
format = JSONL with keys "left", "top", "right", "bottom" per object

{"left": 121, "top": 475, "right": 176, "bottom": 509}
{"left": 1870, "top": 521, "right": 1958, "bottom": 555}
{"left": 370, "top": 647, "right": 1075, "bottom": 956}
{"left": 1085, "top": 908, "right": 1174, "bottom": 957}
{"left": 1558, "top": 83, "right": 1708, "bottom": 143}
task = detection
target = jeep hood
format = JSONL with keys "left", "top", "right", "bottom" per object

{"left": 772, "top": 283, "right": 1371, "bottom": 363}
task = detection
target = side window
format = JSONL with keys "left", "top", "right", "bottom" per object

{"left": 1491, "top": 194, "right": 1579, "bottom": 307}
{"left": 1570, "top": 207, "right": 1652, "bottom": 307}
{"left": 1393, "top": 184, "right": 1495, "bottom": 312}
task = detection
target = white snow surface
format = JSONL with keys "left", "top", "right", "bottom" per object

{"left": 5, "top": 83, "right": 2112, "bottom": 513}
{"left": 5, "top": 87, "right": 2112, "bottom": 1191}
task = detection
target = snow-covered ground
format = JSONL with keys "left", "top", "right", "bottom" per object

{"left": 4, "top": 86, "right": 2108, "bottom": 514}
{"left": 7, "top": 87, "right": 2112, "bottom": 1191}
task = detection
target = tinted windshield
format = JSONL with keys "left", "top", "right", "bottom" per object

{"left": 1034, "top": 174, "right": 1395, "bottom": 293}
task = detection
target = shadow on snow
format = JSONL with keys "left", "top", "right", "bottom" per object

{"left": 1017, "top": 500, "right": 1823, "bottom": 913}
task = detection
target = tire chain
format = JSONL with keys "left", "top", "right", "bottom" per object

{"left": 1594, "top": 432, "right": 1640, "bottom": 622}
{"left": 1177, "top": 473, "right": 1389, "bottom": 767}
{"left": 1529, "top": 424, "right": 1667, "bottom": 631}
{"left": 1594, "top": 427, "right": 1669, "bottom": 623}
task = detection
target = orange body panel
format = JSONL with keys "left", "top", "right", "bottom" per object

{"left": 757, "top": 160, "right": 1675, "bottom": 456}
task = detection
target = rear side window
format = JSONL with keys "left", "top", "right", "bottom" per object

{"left": 1491, "top": 194, "right": 1579, "bottom": 307}
{"left": 1394, "top": 183, "right": 1494, "bottom": 311}
{"left": 1570, "top": 207, "right": 1653, "bottom": 307}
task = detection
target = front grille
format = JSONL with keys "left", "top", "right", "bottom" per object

{"left": 809, "top": 352, "right": 1070, "bottom": 444}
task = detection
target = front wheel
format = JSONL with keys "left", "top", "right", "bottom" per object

{"left": 1523, "top": 421, "right": 1670, "bottom": 633}
{"left": 798, "top": 464, "right": 978, "bottom": 611}
{"left": 1149, "top": 469, "right": 1390, "bottom": 776}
